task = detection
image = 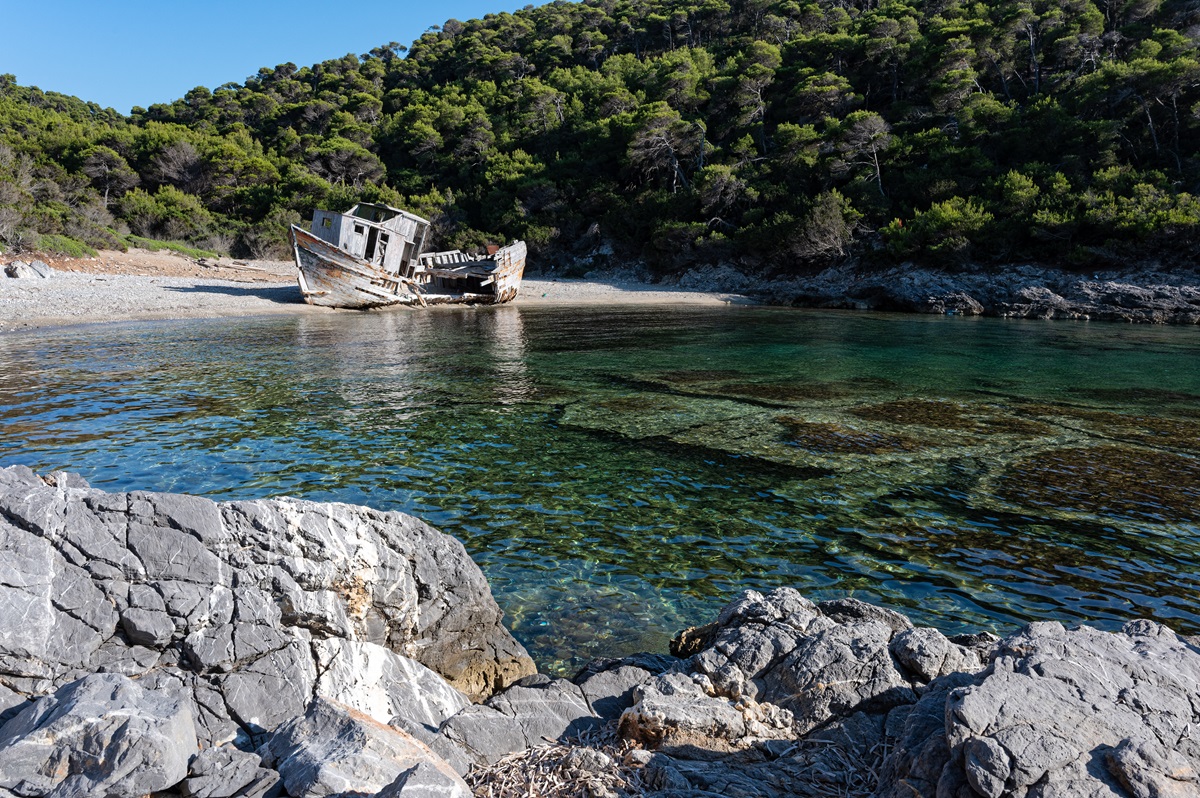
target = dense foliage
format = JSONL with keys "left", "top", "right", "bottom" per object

{"left": 2, "top": 0, "right": 1199, "bottom": 272}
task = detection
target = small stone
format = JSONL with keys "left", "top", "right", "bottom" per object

{"left": 121, "top": 607, "right": 176, "bottom": 647}
{"left": 561, "top": 746, "right": 615, "bottom": 779}
{"left": 623, "top": 748, "right": 654, "bottom": 767}
{"left": 182, "top": 746, "right": 262, "bottom": 798}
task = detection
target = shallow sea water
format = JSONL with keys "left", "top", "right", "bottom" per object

{"left": 2, "top": 305, "right": 1198, "bottom": 672}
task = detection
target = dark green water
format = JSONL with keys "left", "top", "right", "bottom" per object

{"left": 2, "top": 305, "right": 1199, "bottom": 672}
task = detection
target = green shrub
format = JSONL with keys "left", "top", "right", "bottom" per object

{"left": 117, "top": 186, "right": 216, "bottom": 242}
{"left": 36, "top": 234, "right": 97, "bottom": 258}
{"left": 883, "top": 197, "right": 995, "bottom": 263}
{"left": 237, "top": 207, "right": 300, "bottom": 259}
{"left": 123, "top": 235, "right": 219, "bottom": 259}
{"left": 1083, "top": 183, "right": 1200, "bottom": 239}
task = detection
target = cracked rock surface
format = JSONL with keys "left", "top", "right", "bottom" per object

{"left": 0, "top": 464, "right": 533, "bottom": 730}
{"left": 0, "top": 465, "right": 534, "bottom": 795}
{"left": 678, "top": 262, "right": 1200, "bottom": 324}
{"left": 878, "top": 619, "right": 1200, "bottom": 798}
{"left": 2, "top": 466, "right": 1198, "bottom": 798}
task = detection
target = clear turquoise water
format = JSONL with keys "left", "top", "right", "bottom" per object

{"left": 2, "top": 306, "right": 1199, "bottom": 672}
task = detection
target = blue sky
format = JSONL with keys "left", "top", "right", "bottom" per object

{"left": 2, "top": 1, "right": 539, "bottom": 113}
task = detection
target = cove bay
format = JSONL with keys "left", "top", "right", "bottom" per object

{"left": 3, "top": 304, "right": 1198, "bottom": 673}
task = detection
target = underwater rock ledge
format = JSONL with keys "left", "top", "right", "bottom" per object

{"left": 0, "top": 465, "right": 1197, "bottom": 798}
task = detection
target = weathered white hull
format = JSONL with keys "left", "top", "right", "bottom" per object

{"left": 290, "top": 226, "right": 526, "bottom": 309}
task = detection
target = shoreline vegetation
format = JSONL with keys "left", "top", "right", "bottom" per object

{"left": 0, "top": 467, "right": 1197, "bottom": 798}
{"left": 2, "top": 0, "right": 1199, "bottom": 286}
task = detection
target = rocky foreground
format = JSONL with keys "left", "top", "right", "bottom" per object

{"left": 0, "top": 465, "right": 1198, "bottom": 798}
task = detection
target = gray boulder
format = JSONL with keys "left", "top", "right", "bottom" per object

{"left": 440, "top": 677, "right": 603, "bottom": 766}
{"left": 876, "top": 619, "right": 1200, "bottom": 797}
{"left": 264, "top": 697, "right": 469, "bottom": 798}
{"left": 0, "top": 672, "right": 196, "bottom": 797}
{"left": 663, "top": 589, "right": 953, "bottom": 742}
{"left": 0, "top": 465, "right": 534, "bottom": 750}
{"left": 890, "top": 626, "right": 981, "bottom": 684}
{"left": 760, "top": 619, "right": 917, "bottom": 733}
{"left": 4, "top": 260, "right": 54, "bottom": 279}
{"left": 576, "top": 663, "right": 657, "bottom": 720}
{"left": 181, "top": 745, "right": 279, "bottom": 798}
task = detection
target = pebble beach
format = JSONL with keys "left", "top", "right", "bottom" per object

{"left": 0, "top": 249, "right": 749, "bottom": 332}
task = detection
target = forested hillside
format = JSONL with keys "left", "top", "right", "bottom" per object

{"left": 2, "top": 0, "right": 1199, "bottom": 273}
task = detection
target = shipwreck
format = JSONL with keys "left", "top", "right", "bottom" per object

{"left": 290, "top": 203, "right": 527, "bottom": 309}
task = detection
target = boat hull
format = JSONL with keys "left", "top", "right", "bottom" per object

{"left": 290, "top": 226, "right": 527, "bottom": 309}
{"left": 291, "top": 226, "right": 419, "bottom": 309}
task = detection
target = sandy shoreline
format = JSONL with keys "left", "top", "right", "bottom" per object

{"left": 0, "top": 249, "right": 751, "bottom": 333}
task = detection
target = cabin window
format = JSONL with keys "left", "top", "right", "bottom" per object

{"left": 321, "top": 218, "right": 332, "bottom": 228}
{"left": 354, "top": 224, "right": 365, "bottom": 235}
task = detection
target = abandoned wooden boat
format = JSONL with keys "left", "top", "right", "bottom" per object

{"left": 289, "top": 203, "right": 527, "bottom": 309}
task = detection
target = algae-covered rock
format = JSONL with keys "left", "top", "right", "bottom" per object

{"left": 999, "top": 445, "right": 1200, "bottom": 522}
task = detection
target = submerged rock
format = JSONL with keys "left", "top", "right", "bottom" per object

{"left": 999, "top": 445, "right": 1200, "bottom": 523}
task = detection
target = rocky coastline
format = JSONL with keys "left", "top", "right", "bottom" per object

{"left": 7, "top": 251, "right": 1200, "bottom": 333}
{"left": 1, "top": 464, "right": 1198, "bottom": 797}
{"left": 667, "top": 261, "right": 1200, "bottom": 324}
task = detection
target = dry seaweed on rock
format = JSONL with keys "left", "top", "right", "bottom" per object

{"left": 466, "top": 724, "right": 642, "bottom": 798}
